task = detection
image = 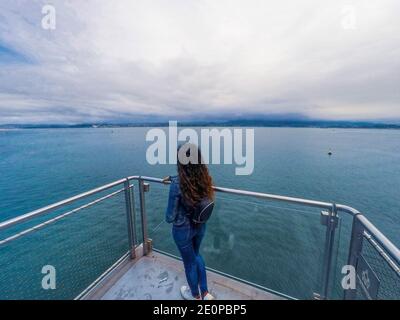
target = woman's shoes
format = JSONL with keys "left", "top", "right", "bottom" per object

{"left": 180, "top": 286, "right": 216, "bottom": 300}
{"left": 202, "top": 292, "right": 215, "bottom": 300}
{"left": 180, "top": 286, "right": 201, "bottom": 300}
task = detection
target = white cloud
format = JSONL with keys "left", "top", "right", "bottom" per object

{"left": 0, "top": 0, "right": 399, "bottom": 123}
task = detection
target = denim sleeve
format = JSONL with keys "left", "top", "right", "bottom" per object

{"left": 165, "top": 179, "right": 180, "bottom": 223}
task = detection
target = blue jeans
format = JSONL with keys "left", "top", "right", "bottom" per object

{"left": 172, "top": 221, "right": 208, "bottom": 297}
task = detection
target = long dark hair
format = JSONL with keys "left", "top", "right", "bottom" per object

{"left": 177, "top": 143, "right": 214, "bottom": 206}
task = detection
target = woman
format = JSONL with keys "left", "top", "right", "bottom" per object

{"left": 164, "top": 144, "right": 215, "bottom": 300}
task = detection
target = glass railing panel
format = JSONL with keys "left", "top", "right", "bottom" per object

{"left": 143, "top": 183, "right": 174, "bottom": 251}
{"left": 142, "top": 183, "right": 333, "bottom": 299}
{"left": 206, "top": 194, "right": 327, "bottom": 299}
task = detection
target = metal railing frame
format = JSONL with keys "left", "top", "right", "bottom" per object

{"left": 0, "top": 175, "right": 399, "bottom": 300}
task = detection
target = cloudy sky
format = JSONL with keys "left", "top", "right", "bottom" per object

{"left": 0, "top": 0, "right": 399, "bottom": 124}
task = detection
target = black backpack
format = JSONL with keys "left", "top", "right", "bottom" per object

{"left": 192, "top": 198, "right": 215, "bottom": 224}
{"left": 182, "top": 196, "right": 215, "bottom": 224}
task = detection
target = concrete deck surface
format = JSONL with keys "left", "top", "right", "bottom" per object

{"left": 88, "top": 250, "right": 284, "bottom": 300}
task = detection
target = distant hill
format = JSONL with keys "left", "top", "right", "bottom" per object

{"left": 1, "top": 119, "right": 400, "bottom": 129}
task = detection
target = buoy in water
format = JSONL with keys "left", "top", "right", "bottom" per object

{"left": 328, "top": 150, "right": 332, "bottom": 156}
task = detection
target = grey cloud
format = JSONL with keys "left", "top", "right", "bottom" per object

{"left": 0, "top": 0, "right": 399, "bottom": 124}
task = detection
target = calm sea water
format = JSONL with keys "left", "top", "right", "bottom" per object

{"left": 0, "top": 127, "right": 399, "bottom": 299}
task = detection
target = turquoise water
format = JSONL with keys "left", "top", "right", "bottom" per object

{"left": 0, "top": 128, "right": 399, "bottom": 299}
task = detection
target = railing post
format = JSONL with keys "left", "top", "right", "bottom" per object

{"left": 319, "top": 203, "right": 339, "bottom": 300}
{"left": 139, "top": 178, "right": 152, "bottom": 256}
{"left": 344, "top": 214, "right": 364, "bottom": 300}
{"left": 130, "top": 181, "right": 138, "bottom": 247}
{"left": 124, "top": 178, "right": 136, "bottom": 259}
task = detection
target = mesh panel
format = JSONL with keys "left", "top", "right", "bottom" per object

{"left": 357, "top": 236, "right": 400, "bottom": 300}
{"left": 0, "top": 190, "right": 129, "bottom": 300}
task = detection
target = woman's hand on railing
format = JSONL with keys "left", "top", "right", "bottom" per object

{"left": 162, "top": 176, "right": 171, "bottom": 184}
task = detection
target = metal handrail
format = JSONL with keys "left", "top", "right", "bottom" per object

{"left": 356, "top": 214, "right": 400, "bottom": 265}
{"left": 134, "top": 176, "right": 363, "bottom": 216}
{"left": 364, "top": 232, "right": 400, "bottom": 277}
{"left": 133, "top": 176, "right": 400, "bottom": 266}
{"left": 0, "top": 187, "right": 126, "bottom": 246}
{"left": 0, "top": 178, "right": 126, "bottom": 231}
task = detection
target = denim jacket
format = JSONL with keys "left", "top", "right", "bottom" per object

{"left": 165, "top": 175, "right": 190, "bottom": 226}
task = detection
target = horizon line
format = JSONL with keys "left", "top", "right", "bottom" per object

{"left": 1, "top": 118, "right": 400, "bottom": 129}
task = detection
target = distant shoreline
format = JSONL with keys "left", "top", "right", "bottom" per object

{"left": 1, "top": 125, "right": 400, "bottom": 130}
{"left": 1, "top": 120, "right": 400, "bottom": 130}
